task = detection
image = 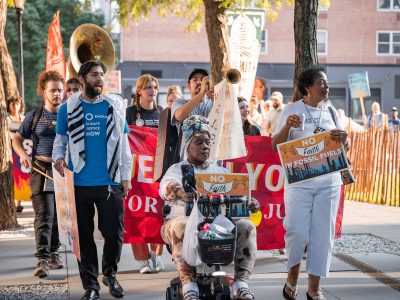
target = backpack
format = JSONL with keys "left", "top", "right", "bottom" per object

{"left": 30, "top": 106, "right": 44, "bottom": 159}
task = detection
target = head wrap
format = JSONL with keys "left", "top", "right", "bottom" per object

{"left": 182, "top": 115, "right": 210, "bottom": 159}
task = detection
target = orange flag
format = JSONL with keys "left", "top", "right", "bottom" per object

{"left": 46, "top": 11, "right": 66, "bottom": 79}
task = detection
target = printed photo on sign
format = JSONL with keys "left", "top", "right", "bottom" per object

{"left": 277, "top": 131, "right": 350, "bottom": 184}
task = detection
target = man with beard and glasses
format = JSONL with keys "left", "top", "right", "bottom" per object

{"left": 12, "top": 70, "right": 65, "bottom": 278}
{"left": 52, "top": 60, "right": 133, "bottom": 300}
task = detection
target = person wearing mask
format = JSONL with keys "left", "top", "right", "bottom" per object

{"left": 12, "top": 71, "right": 64, "bottom": 277}
{"left": 53, "top": 60, "right": 133, "bottom": 300}
{"left": 126, "top": 74, "right": 165, "bottom": 274}
{"left": 237, "top": 97, "right": 261, "bottom": 136}
{"left": 7, "top": 96, "right": 25, "bottom": 212}
{"left": 272, "top": 66, "right": 349, "bottom": 300}
{"left": 160, "top": 115, "right": 259, "bottom": 300}
{"left": 166, "top": 85, "right": 183, "bottom": 108}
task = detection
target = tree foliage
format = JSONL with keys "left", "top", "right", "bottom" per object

{"left": 5, "top": 0, "right": 105, "bottom": 109}
{"left": 113, "top": 0, "right": 329, "bottom": 85}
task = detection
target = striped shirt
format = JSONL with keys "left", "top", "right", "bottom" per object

{"left": 18, "top": 108, "right": 57, "bottom": 158}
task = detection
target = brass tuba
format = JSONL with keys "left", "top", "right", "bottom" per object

{"left": 225, "top": 68, "right": 241, "bottom": 84}
{"left": 68, "top": 23, "right": 115, "bottom": 79}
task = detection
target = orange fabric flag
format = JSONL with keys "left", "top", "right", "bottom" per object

{"left": 46, "top": 11, "right": 66, "bottom": 79}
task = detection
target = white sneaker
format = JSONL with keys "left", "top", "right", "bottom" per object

{"left": 230, "top": 281, "right": 254, "bottom": 300}
{"left": 155, "top": 256, "right": 164, "bottom": 272}
{"left": 138, "top": 260, "right": 152, "bottom": 274}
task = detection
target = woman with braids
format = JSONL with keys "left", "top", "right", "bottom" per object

{"left": 126, "top": 74, "right": 163, "bottom": 128}
{"left": 272, "top": 66, "right": 349, "bottom": 300}
{"left": 126, "top": 74, "right": 165, "bottom": 274}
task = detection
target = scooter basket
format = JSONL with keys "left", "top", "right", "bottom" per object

{"left": 197, "top": 222, "right": 236, "bottom": 265}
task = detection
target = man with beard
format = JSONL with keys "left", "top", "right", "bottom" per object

{"left": 265, "top": 91, "right": 285, "bottom": 136}
{"left": 52, "top": 60, "right": 133, "bottom": 300}
{"left": 12, "top": 70, "right": 65, "bottom": 277}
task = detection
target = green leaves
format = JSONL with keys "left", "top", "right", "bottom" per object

{"left": 5, "top": 0, "right": 104, "bottom": 108}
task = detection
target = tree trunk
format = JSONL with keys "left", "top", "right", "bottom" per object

{"left": 203, "top": 0, "right": 230, "bottom": 84}
{"left": 0, "top": 0, "right": 18, "bottom": 230}
{"left": 293, "top": 0, "right": 319, "bottom": 100}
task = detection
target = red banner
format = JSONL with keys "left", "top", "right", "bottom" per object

{"left": 224, "top": 136, "right": 286, "bottom": 250}
{"left": 123, "top": 126, "right": 344, "bottom": 249}
{"left": 123, "top": 126, "right": 164, "bottom": 244}
{"left": 46, "top": 11, "right": 66, "bottom": 79}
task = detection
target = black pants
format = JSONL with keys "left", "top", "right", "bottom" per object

{"left": 30, "top": 160, "right": 60, "bottom": 260}
{"left": 75, "top": 185, "right": 124, "bottom": 291}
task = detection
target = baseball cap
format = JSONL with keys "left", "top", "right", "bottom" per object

{"left": 391, "top": 107, "right": 398, "bottom": 111}
{"left": 187, "top": 68, "right": 209, "bottom": 83}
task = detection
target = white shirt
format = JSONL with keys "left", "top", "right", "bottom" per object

{"left": 273, "top": 100, "right": 344, "bottom": 189}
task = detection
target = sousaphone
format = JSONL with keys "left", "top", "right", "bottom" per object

{"left": 67, "top": 23, "right": 115, "bottom": 79}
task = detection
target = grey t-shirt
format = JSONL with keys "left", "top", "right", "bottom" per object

{"left": 170, "top": 97, "right": 213, "bottom": 128}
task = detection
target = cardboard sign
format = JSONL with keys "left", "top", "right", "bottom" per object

{"left": 277, "top": 131, "right": 349, "bottom": 184}
{"left": 348, "top": 71, "right": 371, "bottom": 99}
{"left": 52, "top": 166, "right": 80, "bottom": 261}
{"left": 195, "top": 173, "right": 249, "bottom": 196}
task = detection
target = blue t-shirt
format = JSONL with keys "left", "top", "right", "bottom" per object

{"left": 18, "top": 108, "right": 57, "bottom": 158}
{"left": 56, "top": 99, "right": 129, "bottom": 186}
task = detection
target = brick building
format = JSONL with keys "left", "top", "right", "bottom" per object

{"left": 117, "top": 0, "right": 400, "bottom": 121}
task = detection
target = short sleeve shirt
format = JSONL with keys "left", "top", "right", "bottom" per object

{"left": 126, "top": 105, "right": 162, "bottom": 128}
{"left": 273, "top": 100, "right": 345, "bottom": 189}
{"left": 56, "top": 98, "right": 129, "bottom": 186}
{"left": 18, "top": 108, "right": 57, "bottom": 158}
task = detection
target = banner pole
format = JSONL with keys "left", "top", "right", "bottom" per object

{"left": 359, "top": 96, "right": 367, "bottom": 129}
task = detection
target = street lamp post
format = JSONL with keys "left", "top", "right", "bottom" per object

{"left": 13, "top": 0, "right": 25, "bottom": 100}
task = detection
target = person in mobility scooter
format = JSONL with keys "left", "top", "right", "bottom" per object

{"left": 159, "top": 115, "right": 260, "bottom": 300}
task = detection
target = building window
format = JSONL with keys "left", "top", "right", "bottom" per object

{"left": 319, "top": 0, "right": 329, "bottom": 11}
{"left": 377, "top": 31, "right": 400, "bottom": 55}
{"left": 260, "top": 30, "right": 268, "bottom": 54}
{"left": 317, "top": 30, "right": 328, "bottom": 55}
{"left": 377, "top": 0, "right": 400, "bottom": 11}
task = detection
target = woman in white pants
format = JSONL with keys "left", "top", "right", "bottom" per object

{"left": 272, "top": 66, "right": 350, "bottom": 300}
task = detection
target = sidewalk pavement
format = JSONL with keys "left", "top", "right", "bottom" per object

{"left": 0, "top": 200, "right": 399, "bottom": 299}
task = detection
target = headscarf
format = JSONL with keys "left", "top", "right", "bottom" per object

{"left": 181, "top": 115, "right": 210, "bottom": 159}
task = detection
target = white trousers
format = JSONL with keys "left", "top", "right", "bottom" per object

{"left": 284, "top": 186, "right": 340, "bottom": 277}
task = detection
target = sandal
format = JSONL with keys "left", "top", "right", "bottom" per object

{"left": 306, "top": 292, "right": 326, "bottom": 300}
{"left": 283, "top": 282, "right": 297, "bottom": 300}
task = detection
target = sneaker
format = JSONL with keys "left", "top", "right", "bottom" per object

{"left": 155, "top": 256, "right": 164, "bottom": 272}
{"left": 139, "top": 260, "right": 152, "bottom": 274}
{"left": 231, "top": 281, "right": 255, "bottom": 300}
{"left": 150, "top": 252, "right": 164, "bottom": 272}
{"left": 182, "top": 282, "right": 199, "bottom": 300}
{"left": 49, "top": 252, "right": 64, "bottom": 269}
{"left": 34, "top": 259, "right": 49, "bottom": 277}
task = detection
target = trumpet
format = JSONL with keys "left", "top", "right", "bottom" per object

{"left": 225, "top": 68, "right": 241, "bottom": 84}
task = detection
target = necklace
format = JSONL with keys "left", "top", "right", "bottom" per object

{"left": 302, "top": 100, "right": 325, "bottom": 134}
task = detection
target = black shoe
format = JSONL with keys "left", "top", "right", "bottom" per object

{"left": 80, "top": 289, "right": 99, "bottom": 300}
{"left": 102, "top": 275, "right": 125, "bottom": 298}
{"left": 16, "top": 205, "right": 24, "bottom": 213}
